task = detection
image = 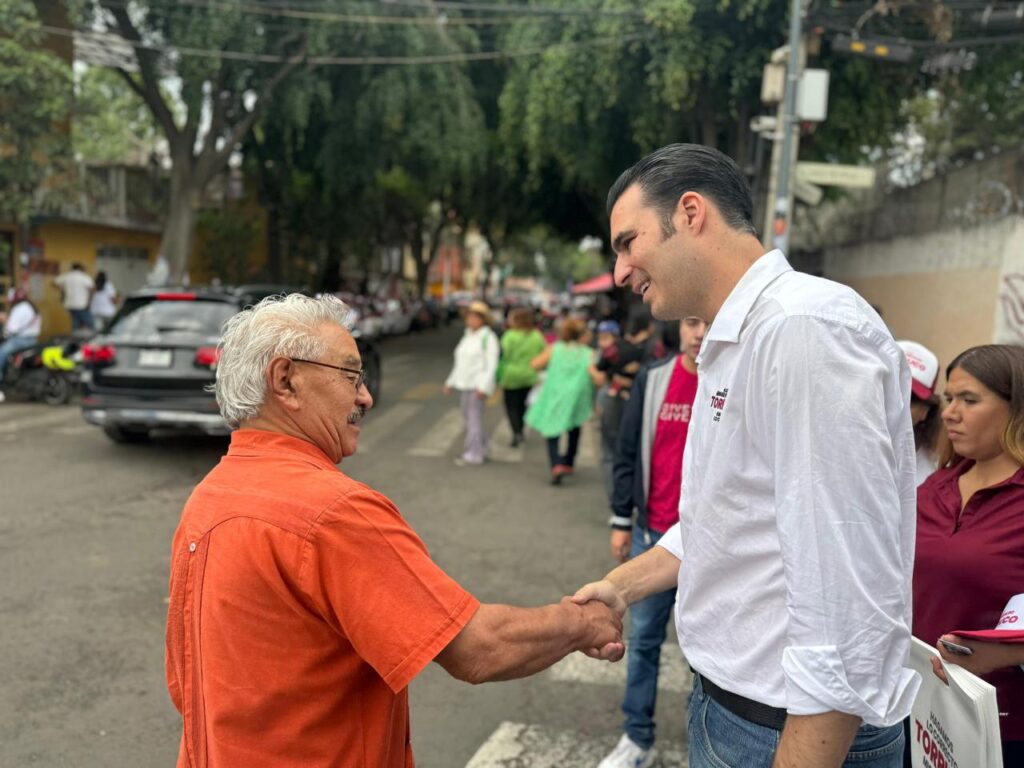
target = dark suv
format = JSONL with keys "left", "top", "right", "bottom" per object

{"left": 81, "top": 286, "right": 380, "bottom": 443}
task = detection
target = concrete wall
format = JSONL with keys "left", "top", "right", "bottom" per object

{"left": 825, "top": 217, "right": 1023, "bottom": 372}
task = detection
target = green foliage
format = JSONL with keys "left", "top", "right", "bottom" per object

{"left": 503, "top": 225, "right": 607, "bottom": 289}
{"left": 498, "top": 0, "right": 787, "bottom": 216}
{"left": 0, "top": 0, "right": 73, "bottom": 222}
{"left": 72, "top": 66, "right": 162, "bottom": 164}
{"left": 887, "top": 46, "right": 1024, "bottom": 182}
{"left": 196, "top": 204, "right": 260, "bottom": 285}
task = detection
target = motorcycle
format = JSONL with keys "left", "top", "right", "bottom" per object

{"left": 0, "top": 332, "right": 90, "bottom": 406}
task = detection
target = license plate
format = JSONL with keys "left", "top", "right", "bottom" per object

{"left": 138, "top": 349, "right": 173, "bottom": 367}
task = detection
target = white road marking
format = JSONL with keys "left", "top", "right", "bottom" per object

{"left": 0, "top": 409, "right": 82, "bottom": 434}
{"left": 408, "top": 406, "right": 463, "bottom": 457}
{"left": 465, "top": 721, "right": 687, "bottom": 767}
{"left": 51, "top": 425, "right": 97, "bottom": 436}
{"left": 547, "top": 644, "right": 692, "bottom": 694}
{"left": 356, "top": 402, "right": 421, "bottom": 453}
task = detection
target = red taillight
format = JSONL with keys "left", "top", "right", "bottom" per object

{"left": 156, "top": 292, "right": 196, "bottom": 301}
{"left": 82, "top": 343, "right": 116, "bottom": 364}
{"left": 194, "top": 346, "right": 220, "bottom": 368}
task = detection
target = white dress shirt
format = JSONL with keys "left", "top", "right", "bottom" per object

{"left": 444, "top": 326, "right": 500, "bottom": 396}
{"left": 656, "top": 250, "right": 920, "bottom": 726}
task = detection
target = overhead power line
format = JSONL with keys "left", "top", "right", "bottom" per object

{"left": 94, "top": 0, "right": 645, "bottom": 28}
{"left": 376, "top": 0, "right": 644, "bottom": 18}
{"left": 44, "top": 24, "right": 651, "bottom": 66}
{"left": 126, "top": 0, "right": 645, "bottom": 22}
{"left": 169, "top": 0, "right": 613, "bottom": 26}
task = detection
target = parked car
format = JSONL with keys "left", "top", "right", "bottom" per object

{"left": 81, "top": 286, "right": 381, "bottom": 443}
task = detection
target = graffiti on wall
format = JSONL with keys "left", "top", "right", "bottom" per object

{"left": 951, "top": 181, "right": 1024, "bottom": 228}
{"left": 999, "top": 272, "right": 1024, "bottom": 344}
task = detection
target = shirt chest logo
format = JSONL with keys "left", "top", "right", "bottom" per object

{"left": 709, "top": 387, "right": 729, "bottom": 422}
{"left": 659, "top": 402, "right": 692, "bottom": 423}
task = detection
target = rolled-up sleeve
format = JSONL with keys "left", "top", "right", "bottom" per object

{"left": 655, "top": 521, "right": 684, "bottom": 561}
{"left": 754, "top": 315, "right": 919, "bottom": 725}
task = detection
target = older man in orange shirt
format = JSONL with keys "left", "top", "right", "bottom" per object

{"left": 165, "top": 293, "right": 623, "bottom": 768}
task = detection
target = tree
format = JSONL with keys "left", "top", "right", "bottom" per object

{"left": 244, "top": 7, "right": 487, "bottom": 296}
{"left": 83, "top": 0, "right": 310, "bottom": 282}
{"left": 497, "top": 0, "right": 788, "bottom": 229}
{"left": 0, "top": 0, "right": 72, "bottom": 225}
{"left": 72, "top": 65, "right": 163, "bottom": 165}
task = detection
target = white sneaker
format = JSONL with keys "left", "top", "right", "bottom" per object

{"left": 597, "top": 734, "right": 657, "bottom": 768}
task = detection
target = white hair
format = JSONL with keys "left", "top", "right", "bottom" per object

{"left": 214, "top": 293, "right": 352, "bottom": 428}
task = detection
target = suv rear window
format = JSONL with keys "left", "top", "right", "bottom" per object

{"left": 108, "top": 298, "right": 238, "bottom": 338}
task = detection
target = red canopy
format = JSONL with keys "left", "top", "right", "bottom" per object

{"left": 571, "top": 272, "right": 614, "bottom": 295}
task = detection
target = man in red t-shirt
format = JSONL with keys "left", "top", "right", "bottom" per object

{"left": 598, "top": 316, "right": 706, "bottom": 768}
{"left": 165, "top": 293, "right": 624, "bottom": 768}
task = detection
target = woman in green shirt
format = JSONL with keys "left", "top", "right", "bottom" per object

{"left": 498, "top": 307, "right": 547, "bottom": 447}
{"left": 526, "top": 316, "right": 596, "bottom": 485}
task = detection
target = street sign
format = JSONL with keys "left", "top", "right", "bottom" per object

{"left": 796, "top": 162, "right": 877, "bottom": 189}
{"left": 797, "top": 69, "right": 830, "bottom": 122}
{"left": 794, "top": 178, "right": 824, "bottom": 206}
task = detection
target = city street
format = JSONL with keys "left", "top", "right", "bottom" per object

{"left": 0, "top": 326, "right": 689, "bottom": 768}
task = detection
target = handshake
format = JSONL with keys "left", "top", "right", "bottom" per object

{"left": 565, "top": 578, "right": 631, "bottom": 663}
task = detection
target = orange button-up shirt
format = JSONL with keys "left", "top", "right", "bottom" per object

{"left": 165, "top": 429, "right": 479, "bottom": 767}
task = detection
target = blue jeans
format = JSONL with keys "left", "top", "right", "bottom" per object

{"left": 0, "top": 335, "right": 38, "bottom": 378}
{"left": 688, "top": 675, "right": 905, "bottom": 767}
{"left": 69, "top": 308, "right": 94, "bottom": 330}
{"left": 622, "top": 524, "right": 677, "bottom": 749}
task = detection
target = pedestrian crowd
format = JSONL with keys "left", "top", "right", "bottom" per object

{"left": 160, "top": 143, "right": 1023, "bottom": 768}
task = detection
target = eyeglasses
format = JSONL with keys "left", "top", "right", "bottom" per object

{"left": 290, "top": 358, "right": 366, "bottom": 392}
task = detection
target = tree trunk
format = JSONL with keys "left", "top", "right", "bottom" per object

{"left": 697, "top": 79, "right": 719, "bottom": 150}
{"left": 265, "top": 204, "right": 283, "bottom": 283}
{"left": 161, "top": 169, "right": 200, "bottom": 285}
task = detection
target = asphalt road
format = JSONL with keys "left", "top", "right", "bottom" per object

{"left": 0, "top": 325, "right": 689, "bottom": 767}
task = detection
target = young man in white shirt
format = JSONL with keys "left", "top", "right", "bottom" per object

{"left": 54, "top": 263, "right": 95, "bottom": 330}
{"left": 575, "top": 144, "right": 918, "bottom": 768}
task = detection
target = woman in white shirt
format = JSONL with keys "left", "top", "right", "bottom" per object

{"left": 90, "top": 271, "right": 118, "bottom": 329}
{"left": 443, "top": 300, "right": 500, "bottom": 466}
{"left": 897, "top": 340, "right": 942, "bottom": 486}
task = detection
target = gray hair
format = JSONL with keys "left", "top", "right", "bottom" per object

{"left": 214, "top": 293, "right": 352, "bottom": 428}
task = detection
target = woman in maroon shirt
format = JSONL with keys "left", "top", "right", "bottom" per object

{"left": 914, "top": 344, "right": 1024, "bottom": 764}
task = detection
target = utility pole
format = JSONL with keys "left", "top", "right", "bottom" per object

{"left": 763, "top": 0, "right": 805, "bottom": 253}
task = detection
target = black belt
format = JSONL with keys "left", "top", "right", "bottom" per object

{"left": 695, "top": 672, "right": 788, "bottom": 731}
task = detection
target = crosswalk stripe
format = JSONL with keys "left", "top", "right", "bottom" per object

{"left": 356, "top": 402, "right": 420, "bottom": 453}
{"left": 486, "top": 419, "right": 523, "bottom": 464}
{"left": 408, "top": 406, "right": 463, "bottom": 457}
{"left": 401, "top": 382, "right": 442, "bottom": 401}
{"left": 547, "top": 644, "right": 692, "bottom": 694}
{"left": 465, "top": 721, "right": 687, "bottom": 767}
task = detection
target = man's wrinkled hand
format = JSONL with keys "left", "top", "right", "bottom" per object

{"left": 564, "top": 597, "right": 624, "bottom": 662}
{"left": 443, "top": 385, "right": 453, "bottom": 395}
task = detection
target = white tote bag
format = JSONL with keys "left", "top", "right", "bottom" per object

{"left": 908, "top": 637, "right": 1003, "bottom": 768}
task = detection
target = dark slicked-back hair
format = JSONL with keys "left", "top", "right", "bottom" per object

{"left": 607, "top": 143, "right": 757, "bottom": 237}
